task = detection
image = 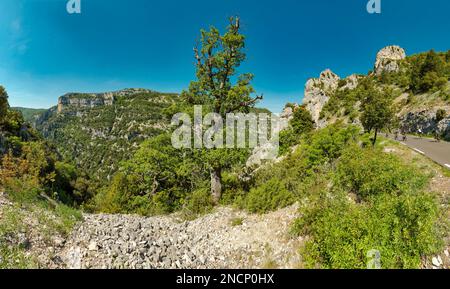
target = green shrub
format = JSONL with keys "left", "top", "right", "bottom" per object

{"left": 290, "top": 106, "right": 315, "bottom": 135}
{"left": 436, "top": 109, "right": 447, "bottom": 122}
{"left": 3, "top": 178, "right": 41, "bottom": 206}
{"left": 0, "top": 208, "right": 36, "bottom": 269}
{"left": 181, "top": 188, "right": 213, "bottom": 220}
{"left": 52, "top": 204, "right": 84, "bottom": 236}
{"left": 220, "top": 172, "right": 248, "bottom": 206}
{"left": 230, "top": 217, "right": 244, "bottom": 227}
{"left": 302, "top": 124, "right": 360, "bottom": 168}
{"left": 245, "top": 178, "right": 295, "bottom": 214}
{"left": 186, "top": 188, "right": 213, "bottom": 215}
{"left": 246, "top": 125, "right": 361, "bottom": 215}
{"left": 335, "top": 146, "right": 429, "bottom": 200}
{"left": 298, "top": 192, "right": 442, "bottom": 269}
{"left": 291, "top": 142, "right": 443, "bottom": 269}
{"left": 279, "top": 129, "right": 300, "bottom": 156}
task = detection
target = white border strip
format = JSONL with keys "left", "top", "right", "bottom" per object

{"left": 445, "top": 164, "right": 450, "bottom": 169}
{"left": 413, "top": 148, "right": 425, "bottom": 155}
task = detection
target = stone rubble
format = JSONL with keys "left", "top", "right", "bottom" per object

{"left": 60, "top": 205, "right": 302, "bottom": 269}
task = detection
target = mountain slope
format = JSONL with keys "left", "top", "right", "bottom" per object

{"left": 34, "top": 89, "right": 178, "bottom": 181}
{"left": 302, "top": 46, "right": 450, "bottom": 140}
{"left": 11, "top": 107, "right": 47, "bottom": 123}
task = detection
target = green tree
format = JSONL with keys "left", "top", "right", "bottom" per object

{"left": 182, "top": 17, "right": 262, "bottom": 203}
{"left": 436, "top": 109, "right": 447, "bottom": 122}
{"left": 0, "top": 86, "right": 9, "bottom": 124}
{"left": 290, "top": 105, "right": 315, "bottom": 135}
{"left": 360, "top": 84, "right": 395, "bottom": 146}
{"left": 410, "top": 50, "right": 448, "bottom": 93}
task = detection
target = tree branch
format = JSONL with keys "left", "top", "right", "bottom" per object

{"left": 227, "top": 94, "right": 263, "bottom": 113}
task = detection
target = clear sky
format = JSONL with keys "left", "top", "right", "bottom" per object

{"left": 1, "top": 0, "right": 449, "bottom": 112}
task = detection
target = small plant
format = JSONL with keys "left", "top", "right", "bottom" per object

{"left": 180, "top": 189, "right": 214, "bottom": 220}
{"left": 230, "top": 217, "right": 244, "bottom": 227}
{"left": 436, "top": 109, "right": 447, "bottom": 122}
{"left": 0, "top": 208, "right": 36, "bottom": 269}
{"left": 245, "top": 178, "right": 295, "bottom": 214}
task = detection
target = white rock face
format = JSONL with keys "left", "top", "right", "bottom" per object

{"left": 245, "top": 110, "right": 291, "bottom": 168}
{"left": 57, "top": 88, "right": 152, "bottom": 113}
{"left": 374, "top": 45, "right": 406, "bottom": 75}
{"left": 401, "top": 109, "right": 450, "bottom": 139}
{"left": 340, "top": 74, "right": 361, "bottom": 90}
{"left": 303, "top": 69, "right": 340, "bottom": 124}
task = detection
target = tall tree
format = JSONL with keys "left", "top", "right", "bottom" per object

{"left": 182, "top": 17, "right": 262, "bottom": 203}
{"left": 0, "top": 86, "right": 9, "bottom": 123}
{"left": 360, "top": 85, "right": 395, "bottom": 146}
{"left": 290, "top": 105, "right": 315, "bottom": 135}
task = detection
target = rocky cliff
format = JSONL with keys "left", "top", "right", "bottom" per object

{"left": 303, "top": 70, "right": 361, "bottom": 128}
{"left": 57, "top": 88, "right": 152, "bottom": 113}
{"left": 303, "top": 46, "right": 406, "bottom": 126}
{"left": 303, "top": 69, "right": 340, "bottom": 126}
{"left": 374, "top": 45, "right": 406, "bottom": 75}
{"left": 302, "top": 45, "right": 450, "bottom": 139}
{"left": 34, "top": 89, "right": 178, "bottom": 181}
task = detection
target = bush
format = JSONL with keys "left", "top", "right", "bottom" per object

{"left": 297, "top": 192, "right": 442, "bottom": 269}
{"left": 291, "top": 142, "right": 443, "bottom": 269}
{"left": 95, "top": 172, "right": 184, "bottom": 216}
{"left": 180, "top": 188, "right": 213, "bottom": 220}
{"left": 436, "top": 109, "right": 447, "bottom": 122}
{"left": 335, "top": 146, "right": 429, "bottom": 200}
{"left": 290, "top": 106, "right": 315, "bottom": 135}
{"left": 302, "top": 124, "right": 360, "bottom": 169}
{"left": 245, "top": 178, "right": 295, "bottom": 214}
{"left": 245, "top": 125, "right": 361, "bottom": 215}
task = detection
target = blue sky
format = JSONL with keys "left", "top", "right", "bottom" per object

{"left": 1, "top": 0, "right": 449, "bottom": 112}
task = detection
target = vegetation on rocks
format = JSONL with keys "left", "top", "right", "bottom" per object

{"left": 34, "top": 90, "right": 177, "bottom": 185}
{"left": 1, "top": 19, "right": 448, "bottom": 269}
{"left": 1, "top": 86, "right": 84, "bottom": 268}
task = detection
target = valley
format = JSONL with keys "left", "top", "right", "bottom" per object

{"left": 1, "top": 20, "right": 449, "bottom": 269}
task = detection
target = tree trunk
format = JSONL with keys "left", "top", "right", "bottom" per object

{"left": 372, "top": 129, "right": 378, "bottom": 147}
{"left": 210, "top": 168, "right": 222, "bottom": 205}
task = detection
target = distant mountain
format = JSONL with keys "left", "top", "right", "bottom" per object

{"left": 12, "top": 107, "right": 47, "bottom": 123}
{"left": 34, "top": 89, "right": 178, "bottom": 181}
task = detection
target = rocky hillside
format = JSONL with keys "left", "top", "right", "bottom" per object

{"left": 61, "top": 205, "right": 301, "bottom": 269}
{"left": 11, "top": 107, "right": 47, "bottom": 123}
{"left": 302, "top": 46, "right": 450, "bottom": 139}
{"left": 33, "top": 89, "right": 178, "bottom": 181}
{"left": 0, "top": 189, "right": 301, "bottom": 269}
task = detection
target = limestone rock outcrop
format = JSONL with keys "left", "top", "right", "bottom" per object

{"left": 302, "top": 46, "right": 407, "bottom": 127}
{"left": 374, "top": 45, "right": 406, "bottom": 75}
{"left": 57, "top": 88, "right": 151, "bottom": 113}
{"left": 303, "top": 69, "right": 340, "bottom": 124}
{"left": 245, "top": 107, "right": 293, "bottom": 168}
{"left": 400, "top": 109, "right": 450, "bottom": 140}
{"left": 340, "top": 74, "right": 361, "bottom": 90}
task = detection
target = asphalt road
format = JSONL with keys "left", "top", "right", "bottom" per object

{"left": 386, "top": 134, "right": 450, "bottom": 169}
